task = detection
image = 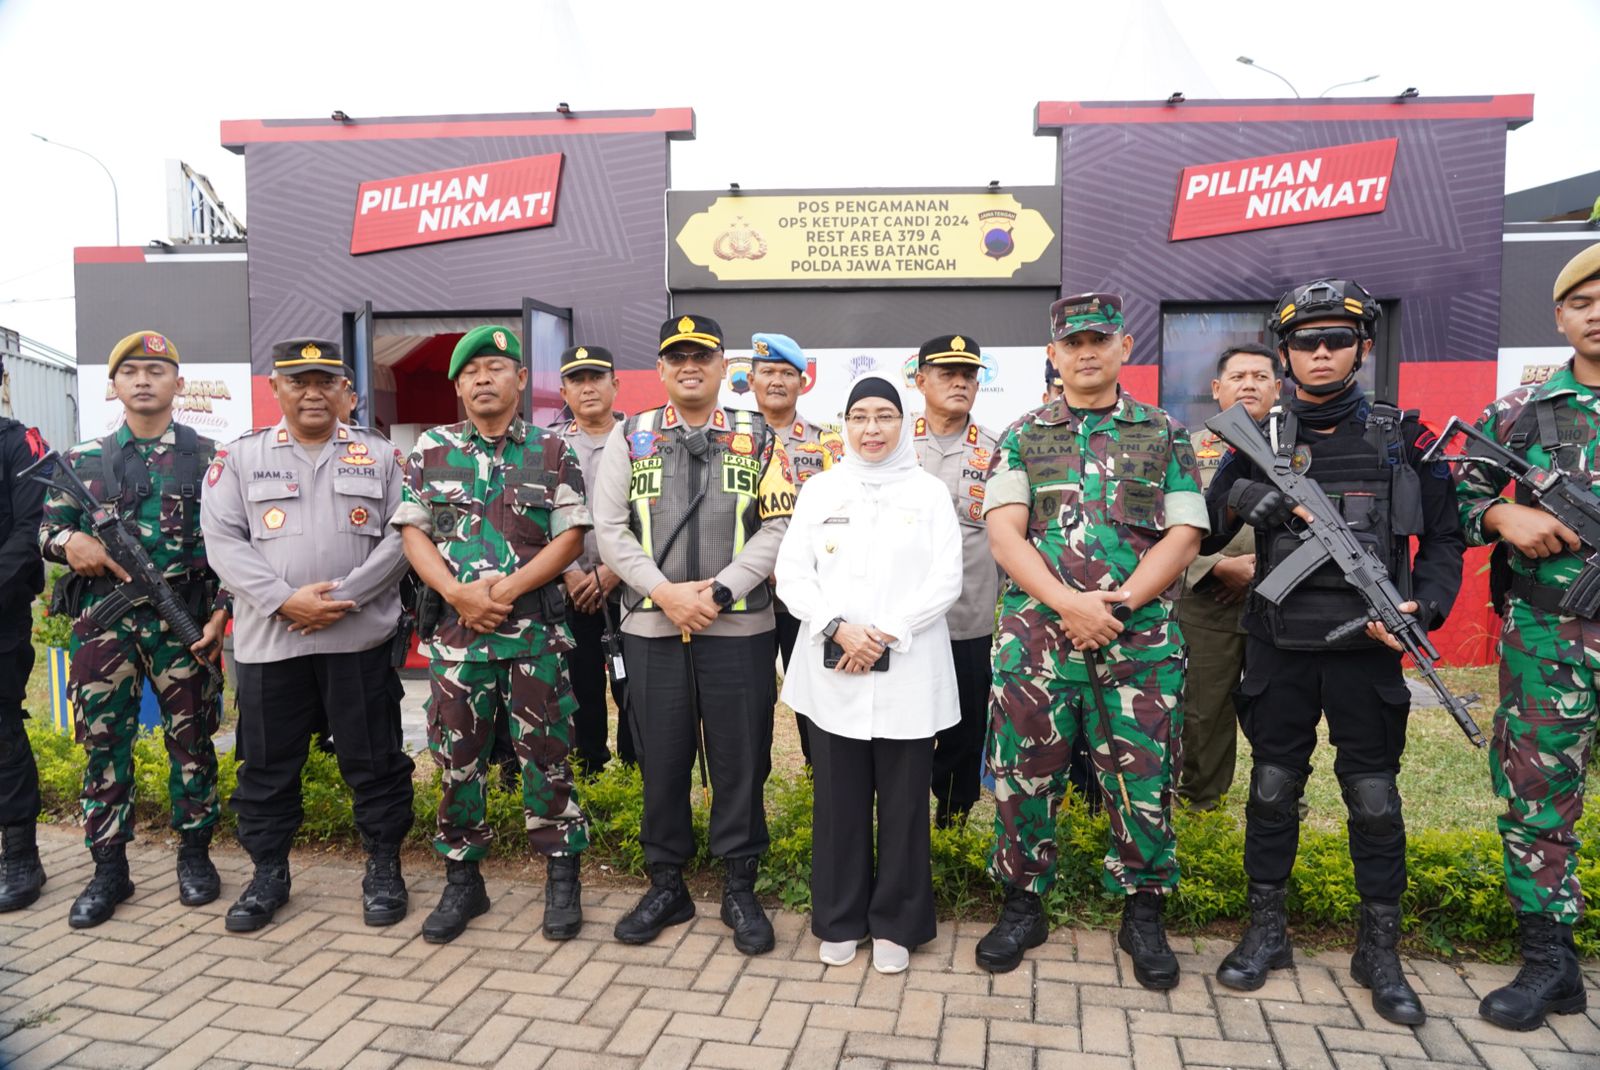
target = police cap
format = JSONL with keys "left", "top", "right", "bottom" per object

{"left": 918, "top": 334, "right": 983, "bottom": 367}
{"left": 659, "top": 314, "right": 723, "bottom": 352}
{"left": 560, "top": 345, "right": 615, "bottom": 377}
{"left": 270, "top": 338, "right": 347, "bottom": 377}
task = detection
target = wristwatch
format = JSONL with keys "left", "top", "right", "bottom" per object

{"left": 711, "top": 581, "right": 734, "bottom": 610}
{"left": 821, "top": 616, "right": 845, "bottom": 640}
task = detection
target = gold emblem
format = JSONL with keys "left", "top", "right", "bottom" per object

{"left": 754, "top": 340, "right": 769, "bottom": 356}
{"left": 300, "top": 342, "right": 321, "bottom": 359}
{"left": 263, "top": 506, "right": 286, "bottom": 531}
{"left": 492, "top": 330, "right": 508, "bottom": 351}
{"left": 711, "top": 216, "right": 768, "bottom": 262}
{"left": 951, "top": 336, "right": 967, "bottom": 352}
{"left": 677, "top": 316, "right": 695, "bottom": 333}
{"left": 575, "top": 346, "right": 588, "bottom": 360}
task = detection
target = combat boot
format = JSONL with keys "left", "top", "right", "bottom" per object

{"left": 1217, "top": 882, "right": 1294, "bottom": 991}
{"left": 68, "top": 843, "right": 134, "bottom": 929}
{"left": 361, "top": 842, "right": 408, "bottom": 927}
{"left": 225, "top": 857, "right": 291, "bottom": 933}
{"left": 976, "top": 884, "right": 1048, "bottom": 973}
{"left": 721, "top": 855, "right": 775, "bottom": 955}
{"left": 542, "top": 854, "right": 583, "bottom": 941}
{"left": 0, "top": 823, "right": 45, "bottom": 912}
{"left": 1350, "top": 900, "right": 1425, "bottom": 1025}
{"left": 421, "top": 859, "right": 489, "bottom": 944}
{"left": 614, "top": 862, "right": 695, "bottom": 945}
{"left": 1479, "top": 913, "right": 1588, "bottom": 1031}
{"left": 176, "top": 827, "right": 220, "bottom": 907}
{"left": 1118, "top": 890, "right": 1180, "bottom": 990}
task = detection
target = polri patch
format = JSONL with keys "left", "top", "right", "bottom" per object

{"left": 349, "top": 506, "right": 369, "bottom": 526}
{"left": 263, "top": 506, "right": 287, "bottom": 531}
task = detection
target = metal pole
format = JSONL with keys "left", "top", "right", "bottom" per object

{"left": 1235, "top": 56, "right": 1301, "bottom": 98}
{"left": 1319, "top": 75, "right": 1379, "bottom": 96}
{"left": 33, "top": 134, "right": 120, "bottom": 244}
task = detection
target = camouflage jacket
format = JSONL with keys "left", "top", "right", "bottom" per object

{"left": 392, "top": 417, "right": 592, "bottom": 662}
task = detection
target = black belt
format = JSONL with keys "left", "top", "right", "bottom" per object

{"left": 1509, "top": 573, "right": 1583, "bottom": 617}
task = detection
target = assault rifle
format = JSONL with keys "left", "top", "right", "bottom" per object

{"left": 1421, "top": 416, "right": 1600, "bottom": 620}
{"left": 1205, "top": 403, "right": 1485, "bottom": 748}
{"left": 23, "top": 450, "right": 222, "bottom": 685}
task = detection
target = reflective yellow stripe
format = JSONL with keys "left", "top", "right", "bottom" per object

{"left": 730, "top": 410, "right": 754, "bottom": 610}
{"left": 633, "top": 410, "right": 659, "bottom": 609}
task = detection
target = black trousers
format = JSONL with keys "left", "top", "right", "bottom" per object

{"left": 624, "top": 631, "right": 774, "bottom": 866}
{"left": 1237, "top": 636, "right": 1410, "bottom": 901}
{"left": 775, "top": 608, "right": 812, "bottom": 765}
{"left": 932, "top": 637, "right": 991, "bottom": 819}
{"left": 809, "top": 723, "right": 937, "bottom": 948}
{"left": 565, "top": 601, "right": 633, "bottom": 771}
{"left": 231, "top": 643, "right": 416, "bottom": 860}
{"left": 0, "top": 602, "right": 40, "bottom": 827}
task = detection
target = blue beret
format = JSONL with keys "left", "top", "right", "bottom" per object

{"left": 751, "top": 333, "right": 806, "bottom": 374}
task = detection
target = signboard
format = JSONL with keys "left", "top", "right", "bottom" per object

{"left": 670, "top": 188, "right": 1060, "bottom": 288}
{"left": 350, "top": 154, "right": 564, "bottom": 255}
{"left": 1170, "top": 139, "right": 1398, "bottom": 241}
{"left": 79, "top": 362, "right": 256, "bottom": 444}
{"left": 1497, "top": 346, "right": 1573, "bottom": 401}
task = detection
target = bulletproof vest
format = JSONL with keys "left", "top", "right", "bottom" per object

{"left": 0, "top": 418, "right": 46, "bottom": 600}
{"left": 1255, "top": 403, "right": 1424, "bottom": 650}
{"left": 624, "top": 406, "right": 772, "bottom": 613}
{"left": 1018, "top": 406, "right": 1173, "bottom": 533}
{"left": 101, "top": 422, "right": 203, "bottom": 571}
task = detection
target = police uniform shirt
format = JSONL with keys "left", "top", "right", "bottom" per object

{"left": 200, "top": 420, "right": 410, "bottom": 663}
{"left": 559, "top": 416, "right": 621, "bottom": 575}
{"left": 773, "top": 416, "right": 842, "bottom": 488}
{"left": 912, "top": 417, "right": 1002, "bottom": 641}
{"left": 1177, "top": 427, "right": 1254, "bottom": 634}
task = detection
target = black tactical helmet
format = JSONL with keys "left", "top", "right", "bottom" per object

{"left": 1271, "top": 278, "right": 1381, "bottom": 341}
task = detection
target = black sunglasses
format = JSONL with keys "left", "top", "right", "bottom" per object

{"left": 1284, "top": 326, "right": 1360, "bottom": 353}
{"left": 660, "top": 349, "right": 720, "bottom": 366}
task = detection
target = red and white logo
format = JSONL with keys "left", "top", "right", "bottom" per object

{"left": 351, "top": 153, "right": 565, "bottom": 255}
{"left": 1170, "top": 139, "right": 1398, "bottom": 241}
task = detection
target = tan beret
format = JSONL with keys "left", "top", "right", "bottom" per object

{"left": 1554, "top": 241, "right": 1600, "bottom": 302}
{"left": 108, "top": 331, "right": 179, "bottom": 376}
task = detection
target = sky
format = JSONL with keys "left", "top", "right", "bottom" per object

{"left": 1, "top": 0, "right": 1593, "bottom": 357}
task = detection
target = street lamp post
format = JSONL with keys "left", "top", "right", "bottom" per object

{"left": 1319, "top": 74, "right": 1380, "bottom": 96}
{"left": 32, "top": 134, "right": 121, "bottom": 245}
{"left": 1236, "top": 56, "right": 1301, "bottom": 98}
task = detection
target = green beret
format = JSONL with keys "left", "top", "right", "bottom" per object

{"left": 449, "top": 325, "right": 522, "bottom": 380}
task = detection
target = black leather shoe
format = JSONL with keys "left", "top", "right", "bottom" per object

{"left": 1479, "top": 913, "right": 1588, "bottom": 1031}
{"left": 361, "top": 843, "right": 408, "bottom": 927}
{"left": 1118, "top": 890, "right": 1180, "bottom": 991}
{"left": 1217, "top": 882, "right": 1293, "bottom": 991}
{"left": 976, "top": 884, "right": 1048, "bottom": 973}
{"left": 421, "top": 859, "right": 489, "bottom": 944}
{"left": 0, "top": 824, "right": 46, "bottom": 912}
{"left": 176, "top": 828, "right": 220, "bottom": 907}
{"left": 225, "top": 858, "right": 291, "bottom": 933}
{"left": 68, "top": 843, "right": 135, "bottom": 929}
{"left": 721, "top": 855, "right": 774, "bottom": 956}
{"left": 614, "top": 863, "right": 695, "bottom": 945}
{"left": 542, "top": 854, "right": 583, "bottom": 941}
{"left": 1350, "top": 900, "right": 1425, "bottom": 1026}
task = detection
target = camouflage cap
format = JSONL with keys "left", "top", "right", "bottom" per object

{"left": 1050, "top": 293, "right": 1125, "bottom": 340}
{"left": 270, "top": 337, "right": 347, "bottom": 377}
{"left": 449, "top": 325, "right": 522, "bottom": 380}
{"left": 1554, "top": 242, "right": 1600, "bottom": 303}
{"left": 107, "top": 331, "right": 179, "bottom": 376}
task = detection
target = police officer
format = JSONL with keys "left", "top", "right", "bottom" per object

{"left": 594, "top": 314, "right": 796, "bottom": 954}
{"left": 394, "top": 325, "right": 592, "bottom": 944}
{"left": 0, "top": 384, "right": 48, "bottom": 913}
{"left": 749, "top": 331, "right": 841, "bottom": 763}
{"left": 39, "top": 331, "right": 229, "bottom": 928}
{"left": 977, "top": 295, "right": 1205, "bottom": 986}
{"left": 1204, "top": 280, "right": 1464, "bottom": 1024}
{"left": 1043, "top": 356, "right": 1064, "bottom": 403}
{"left": 1175, "top": 343, "right": 1281, "bottom": 810}
{"left": 201, "top": 339, "right": 416, "bottom": 932}
{"left": 1456, "top": 243, "right": 1600, "bottom": 1031}
{"left": 556, "top": 344, "right": 632, "bottom": 771}
{"left": 911, "top": 334, "right": 1001, "bottom": 828}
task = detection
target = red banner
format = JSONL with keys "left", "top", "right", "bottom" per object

{"left": 1169, "top": 139, "right": 1397, "bottom": 241}
{"left": 350, "top": 153, "right": 564, "bottom": 255}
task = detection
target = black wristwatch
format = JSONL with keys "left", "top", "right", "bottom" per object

{"left": 821, "top": 616, "right": 845, "bottom": 640}
{"left": 711, "top": 581, "right": 734, "bottom": 609}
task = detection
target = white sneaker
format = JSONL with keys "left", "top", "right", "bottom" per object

{"left": 819, "top": 939, "right": 860, "bottom": 966}
{"left": 872, "top": 938, "right": 910, "bottom": 974}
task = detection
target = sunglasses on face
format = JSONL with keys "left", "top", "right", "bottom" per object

{"left": 660, "top": 349, "right": 719, "bottom": 366}
{"left": 1284, "top": 327, "right": 1360, "bottom": 353}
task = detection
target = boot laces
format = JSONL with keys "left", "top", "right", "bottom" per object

{"left": 367, "top": 855, "right": 401, "bottom": 883}
{"left": 1, "top": 854, "right": 37, "bottom": 886}
{"left": 1128, "top": 901, "right": 1172, "bottom": 955}
{"left": 1508, "top": 948, "right": 1563, "bottom": 993}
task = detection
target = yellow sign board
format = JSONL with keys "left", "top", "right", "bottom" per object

{"left": 674, "top": 193, "right": 1055, "bottom": 282}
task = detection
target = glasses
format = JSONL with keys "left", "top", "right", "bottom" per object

{"left": 660, "top": 349, "right": 720, "bottom": 366}
{"left": 1284, "top": 326, "right": 1359, "bottom": 353}
{"left": 845, "top": 413, "right": 904, "bottom": 429}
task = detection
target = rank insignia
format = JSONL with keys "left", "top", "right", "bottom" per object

{"left": 349, "top": 506, "right": 369, "bottom": 526}
{"left": 263, "top": 506, "right": 286, "bottom": 530}
{"left": 276, "top": 429, "right": 289, "bottom": 443}
{"left": 300, "top": 342, "right": 321, "bottom": 359}
{"left": 970, "top": 447, "right": 991, "bottom": 469}
{"left": 347, "top": 442, "right": 369, "bottom": 456}
{"left": 341, "top": 453, "right": 376, "bottom": 466}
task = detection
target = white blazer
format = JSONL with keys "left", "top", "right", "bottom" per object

{"left": 774, "top": 465, "right": 965, "bottom": 740}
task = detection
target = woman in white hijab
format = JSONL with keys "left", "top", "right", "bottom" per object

{"left": 774, "top": 374, "right": 963, "bottom": 974}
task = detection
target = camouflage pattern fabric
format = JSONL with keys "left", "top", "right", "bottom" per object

{"left": 426, "top": 655, "right": 589, "bottom": 861}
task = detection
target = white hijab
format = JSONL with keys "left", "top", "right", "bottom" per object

{"left": 837, "top": 375, "right": 920, "bottom": 485}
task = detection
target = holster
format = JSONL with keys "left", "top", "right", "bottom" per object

{"left": 416, "top": 586, "right": 444, "bottom": 640}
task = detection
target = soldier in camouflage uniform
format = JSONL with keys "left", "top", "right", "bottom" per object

{"left": 1457, "top": 243, "right": 1600, "bottom": 1031}
{"left": 393, "top": 324, "right": 592, "bottom": 945}
{"left": 39, "top": 331, "right": 228, "bottom": 929}
{"left": 976, "top": 294, "right": 1207, "bottom": 987}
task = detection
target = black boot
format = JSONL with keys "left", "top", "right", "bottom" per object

{"left": 721, "top": 856, "right": 775, "bottom": 956}
{"left": 68, "top": 843, "right": 134, "bottom": 929}
{"left": 1479, "top": 913, "right": 1588, "bottom": 1031}
{"left": 614, "top": 862, "right": 695, "bottom": 945}
{"left": 0, "top": 824, "right": 46, "bottom": 912}
{"left": 543, "top": 854, "right": 583, "bottom": 941}
{"left": 361, "top": 843, "right": 407, "bottom": 927}
{"left": 976, "top": 884, "right": 1048, "bottom": 973}
{"left": 1217, "top": 882, "right": 1293, "bottom": 991}
{"left": 1118, "top": 890, "right": 1180, "bottom": 990}
{"left": 176, "top": 828, "right": 220, "bottom": 907}
{"left": 225, "top": 857, "right": 291, "bottom": 933}
{"left": 421, "top": 859, "right": 489, "bottom": 944}
{"left": 1350, "top": 900, "right": 1425, "bottom": 1025}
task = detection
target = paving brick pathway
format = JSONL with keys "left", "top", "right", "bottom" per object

{"left": 2, "top": 827, "right": 1597, "bottom": 1070}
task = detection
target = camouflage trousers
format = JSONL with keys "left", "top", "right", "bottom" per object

{"left": 69, "top": 610, "right": 220, "bottom": 848}
{"left": 426, "top": 655, "right": 589, "bottom": 862}
{"left": 1493, "top": 607, "right": 1600, "bottom": 921}
{"left": 988, "top": 633, "right": 1182, "bottom": 897}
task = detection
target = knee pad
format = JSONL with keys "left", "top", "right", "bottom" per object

{"left": 1246, "top": 763, "right": 1304, "bottom": 830}
{"left": 1340, "top": 773, "right": 1403, "bottom": 839}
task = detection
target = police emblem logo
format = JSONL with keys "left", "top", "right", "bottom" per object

{"left": 301, "top": 342, "right": 321, "bottom": 359}
{"left": 144, "top": 334, "right": 167, "bottom": 354}
{"left": 263, "top": 506, "right": 287, "bottom": 530}
{"left": 728, "top": 432, "right": 755, "bottom": 456}
{"left": 712, "top": 217, "right": 768, "bottom": 262}
{"left": 678, "top": 315, "right": 695, "bottom": 334}
{"left": 492, "top": 330, "right": 508, "bottom": 351}
{"left": 575, "top": 346, "right": 588, "bottom": 360}
{"left": 1290, "top": 445, "right": 1313, "bottom": 474}
{"left": 347, "top": 442, "right": 369, "bottom": 456}
{"left": 951, "top": 336, "right": 967, "bottom": 352}
{"left": 754, "top": 340, "right": 770, "bottom": 356}
{"left": 627, "top": 429, "right": 660, "bottom": 460}
{"left": 349, "top": 506, "right": 370, "bottom": 526}
{"left": 206, "top": 461, "right": 224, "bottom": 487}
